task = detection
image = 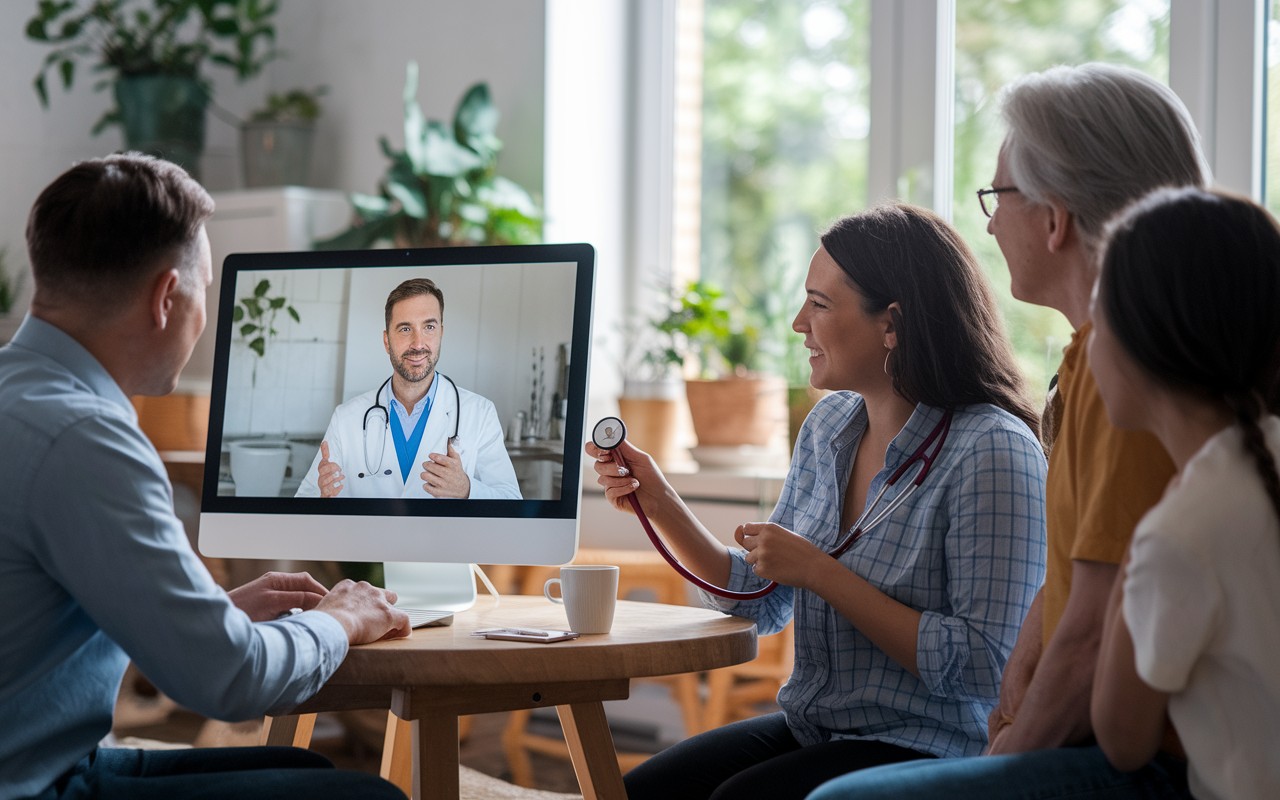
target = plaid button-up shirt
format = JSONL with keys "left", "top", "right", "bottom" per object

{"left": 702, "top": 393, "right": 1047, "bottom": 757}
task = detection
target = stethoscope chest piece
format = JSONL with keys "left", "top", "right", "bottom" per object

{"left": 592, "top": 417, "right": 627, "bottom": 451}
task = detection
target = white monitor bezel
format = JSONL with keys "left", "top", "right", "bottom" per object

{"left": 198, "top": 243, "right": 595, "bottom": 566}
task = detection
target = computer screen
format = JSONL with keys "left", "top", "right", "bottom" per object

{"left": 198, "top": 243, "right": 595, "bottom": 566}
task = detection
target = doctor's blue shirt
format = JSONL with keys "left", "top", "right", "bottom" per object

{"left": 0, "top": 317, "right": 349, "bottom": 800}
{"left": 702, "top": 393, "right": 1047, "bottom": 758}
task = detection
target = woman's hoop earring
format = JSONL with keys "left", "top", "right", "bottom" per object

{"left": 884, "top": 350, "right": 892, "bottom": 376}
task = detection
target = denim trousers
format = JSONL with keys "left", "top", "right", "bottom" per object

{"left": 623, "top": 712, "right": 934, "bottom": 800}
{"left": 806, "top": 744, "right": 1190, "bottom": 800}
{"left": 32, "top": 746, "right": 406, "bottom": 800}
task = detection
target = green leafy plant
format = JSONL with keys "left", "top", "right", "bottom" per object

{"left": 655, "top": 280, "right": 760, "bottom": 378}
{"left": 0, "top": 248, "right": 24, "bottom": 315}
{"left": 232, "top": 279, "right": 297, "bottom": 358}
{"left": 248, "top": 85, "right": 325, "bottom": 123}
{"left": 26, "top": 0, "right": 279, "bottom": 133}
{"left": 316, "top": 61, "right": 541, "bottom": 250}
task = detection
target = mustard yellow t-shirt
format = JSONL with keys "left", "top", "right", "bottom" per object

{"left": 1042, "top": 322, "right": 1176, "bottom": 646}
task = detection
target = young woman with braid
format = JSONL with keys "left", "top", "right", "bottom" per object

{"left": 1088, "top": 188, "right": 1280, "bottom": 800}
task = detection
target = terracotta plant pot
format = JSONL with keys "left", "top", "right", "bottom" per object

{"left": 618, "top": 379, "right": 688, "bottom": 468}
{"left": 685, "top": 374, "right": 788, "bottom": 447}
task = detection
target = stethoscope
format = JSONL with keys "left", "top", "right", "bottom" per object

{"left": 591, "top": 408, "right": 954, "bottom": 600}
{"left": 361, "top": 373, "right": 461, "bottom": 479}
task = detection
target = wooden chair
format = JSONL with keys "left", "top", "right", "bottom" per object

{"left": 702, "top": 622, "right": 793, "bottom": 730}
{"left": 501, "top": 548, "right": 703, "bottom": 787}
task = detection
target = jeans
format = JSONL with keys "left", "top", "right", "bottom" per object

{"left": 806, "top": 745, "right": 1190, "bottom": 800}
{"left": 32, "top": 746, "right": 405, "bottom": 800}
{"left": 623, "top": 712, "right": 934, "bottom": 800}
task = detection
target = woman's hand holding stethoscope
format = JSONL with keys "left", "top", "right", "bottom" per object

{"left": 586, "top": 438, "right": 672, "bottom": 520}
{"left": 735, "top": 522, "right": 828, "bottom": 591}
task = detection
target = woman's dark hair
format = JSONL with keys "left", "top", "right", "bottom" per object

{"left": 1099, "top": 187, "right": 1280, "bottom": 523}
{"left": 819, "top": 203, "right": 1040, "bottom": 438}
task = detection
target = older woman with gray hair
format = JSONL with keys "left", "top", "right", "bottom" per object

{"left": 807, "top": 62, "right": 1206, "bottom": 800}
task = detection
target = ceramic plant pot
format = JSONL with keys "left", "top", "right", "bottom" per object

{"left": 229, "top": 441, "right": 292, "bottom": 497}
{"left": 115, "top": 75, "right": 208, "bottom": 181}
{"left": 685, "top": 374, "right": 787, "bottom": 447}
{"left": 241, "top": 121, "right": 315, "bottom": 187}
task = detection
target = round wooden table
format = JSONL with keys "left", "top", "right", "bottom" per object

{"left": 261, "top": 595, "right": 758, "bottom": 800}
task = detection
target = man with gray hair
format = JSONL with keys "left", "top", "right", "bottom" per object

{"left": 807, "top": 63, "right": 1204, "bottom": 799}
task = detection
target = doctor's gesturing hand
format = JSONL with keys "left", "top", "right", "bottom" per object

{"left": 420, "top": 441, "right": 470, "bottom": 498}
{"left": 318, "top": 441, "right": 344, "bottom": 497}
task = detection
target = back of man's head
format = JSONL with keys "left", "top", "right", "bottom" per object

{"left": 27, "top": 153, "right": 215, "bottom": 310}
{"left": 1000, "top": 63, "right": 1210, "bottom": 253}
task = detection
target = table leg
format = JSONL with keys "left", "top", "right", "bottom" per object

{"left": 412, "top": 710, "right": 459, "bottom": 800}
{"left": 259, "top": 713, "right": 316, "bottom": 747}
{"left": 558, "top": 702, "right": 628, "bottom": 800}
{"left": 380, "top": 711, "right": 413, "bottom": 797}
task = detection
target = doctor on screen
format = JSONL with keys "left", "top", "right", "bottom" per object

{"left": 296, "top": 278, "right": 522, "bottom": 499}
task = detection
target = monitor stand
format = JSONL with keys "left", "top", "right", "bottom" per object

{"left": 383, "top": 562, "right": 477, "bottom": 627}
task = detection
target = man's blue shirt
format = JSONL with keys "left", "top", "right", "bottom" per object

{"left": 0, "top": 317, "right": 349, "bottom": 800}
{"left": 388, "top": 372, "right": 439, "bottom": 482}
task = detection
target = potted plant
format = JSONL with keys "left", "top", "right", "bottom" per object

{"left": 657, "top": 281, "right": 788, "bottom": 455}
{"left": 227, "top": 277, "right": 297, "bottom": 495}
{"left": 316, "top": 61, "right": 541, "bottom": 250}
{"left": 241, "top": 86, "right": 325, "bottom": 187}
{"left": 618, "top": 311, "right": 690, "bottom": 468}
{"left": 0, "top": 247, "right": 26, "bottom": 345}
{"left": 27, "top": 0, "right": 280, "bottom": 181}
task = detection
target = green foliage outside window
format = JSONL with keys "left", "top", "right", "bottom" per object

{"left": 701, "top": 0, "right": 1170, "bottom": 399}
{"left": 701, "top": 0, "right": 870, "bottom": 385}
{"left": 953, "top": 0, "right": 1169, "bottom": 395}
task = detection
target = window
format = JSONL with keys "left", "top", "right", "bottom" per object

{"left": 1268, "top": 0, "right": 1280, "bottom": 215}
{"left": 953, "top": 0, "right": 1170, "bottom": 393}
{"left": 698, "top": 0, "right": 871, "bottom": 384}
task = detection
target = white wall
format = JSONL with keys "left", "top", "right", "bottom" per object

{"left": 544, "top": 0, "right": 632, "bottom": 427}
{"left": 221, "top": 267, "right": 350, "bottom": 437}
{"left": 0, "top": 0, "right": 545, "bottom": 322}
{"left": 267, "top": 0, "right": 545, "bottom": 199}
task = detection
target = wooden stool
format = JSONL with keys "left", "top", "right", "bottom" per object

{"left": 501, "top": 548, "right": 703, "bottom": 787}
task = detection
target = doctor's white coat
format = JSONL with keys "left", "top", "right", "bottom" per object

{"left": 295, "top": 378, "right": 522, "bottom": 499}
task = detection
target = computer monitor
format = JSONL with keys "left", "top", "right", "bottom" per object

{"left": 198, "top": 243, "right": 595, "bottom": 570}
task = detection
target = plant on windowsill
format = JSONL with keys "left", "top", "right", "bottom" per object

{"left": 241, "top": 86, "right": 326, "bottom": 187}
{"left": 26, "top": 0, "right": 280, "bottom": 182}
{"left": 616, "top": 309, "right": 688, "bottom": 468}
{"left": 315, "top": 61, "right": 541, "bottom": 250}
{"left": 655, "top": 281, "right": 787, "bottom": 454}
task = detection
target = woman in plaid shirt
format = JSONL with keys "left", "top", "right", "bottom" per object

{"left": 589, "top": 203, "right": 1048, "bottom": 800}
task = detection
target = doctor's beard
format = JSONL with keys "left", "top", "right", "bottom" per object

{"left": 391, "top": 347, "right": 438, "bottom": 384}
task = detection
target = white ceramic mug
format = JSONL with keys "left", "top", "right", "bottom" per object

{"left": 544, "top": 565, "right": 619, "bottom": 634}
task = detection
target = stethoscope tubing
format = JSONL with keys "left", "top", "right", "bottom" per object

{"left": 606, "top": 408, "right": 953, "bottom": 601}
{"left": 361, "top": 372, "right": 462, "bottom": 478}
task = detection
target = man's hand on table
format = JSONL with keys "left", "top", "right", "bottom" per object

{"left": 229, "top": 571, "right": 329, "bottom": 622}
{"left": 315, "top": 580, "right": 413, "bottom": 644}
